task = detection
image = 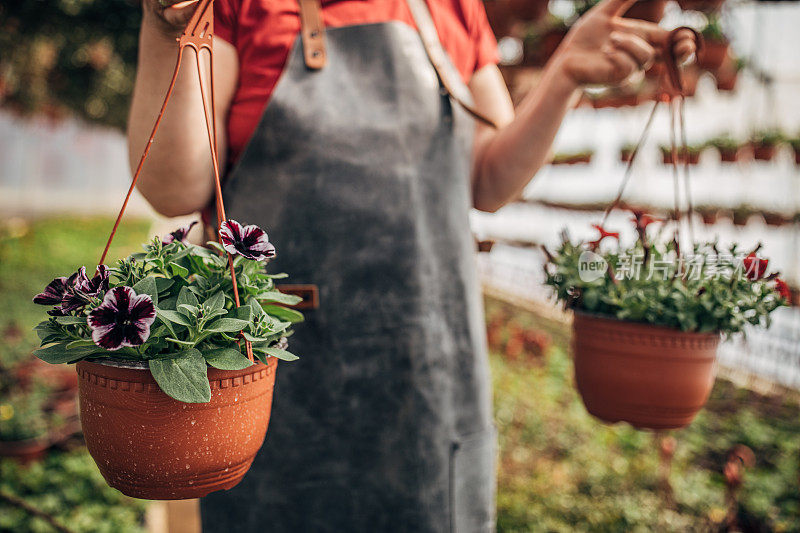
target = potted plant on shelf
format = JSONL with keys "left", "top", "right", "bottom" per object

{"left": 552, "top": 149, "right": 594, "bottom": 165}
{"left": 660, "top": 144, "right": 680, "bottom": 165}
{"left": 620, "top": 143, "right": 636, "bottom": 163}
{"left": 695, "top": 205, "right": 720, "bottom": 225}
{"left": 715, "top": 56, "right": 745, "bottom": 92}
{"left": 543, "top": 213, "right": 788, "bottom": 429}
{"left": 732, "top": 204, "right": 754, "bottom": 226}
{"left": 685, "top": 144, "right": 703, "bottom": 165}
{"left": 750, "top": 129, "right": 784, "bottom": 161}
{"left": 698, "top": 16, "right": 730, "bottom": 71}
{"left": 30, "top": 220, "right": 303, "bottom": 500}
{"left": 708, "top": 134, "right": 741, "bottom": 162}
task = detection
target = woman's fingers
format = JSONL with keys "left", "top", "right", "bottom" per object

{"left": 161, "top": 0, "right": 200, "bottom": 28}
{"left": 611, "top": 20, "right": 697, "bottom": 64}
{"left": 672, "top": 29, "right": 697, "bottom": 63}
{"left": 609, "top": 31, "right": 657, "bottom": 70}
{"left": 604, "top": 47, "right": 640, "bottom": 83}
{"left": 611, "top": 17, "right": 666, "bottom": 47}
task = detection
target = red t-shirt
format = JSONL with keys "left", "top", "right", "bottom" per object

{"left": 215, "top": 0, "right": 499, "bottom": 163}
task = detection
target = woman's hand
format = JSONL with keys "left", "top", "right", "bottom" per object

{"left": 553, "top": 0, "right": 697, "bottom": 88}
{"left": 143, "top": 0, "right": 201, "bottom": 38}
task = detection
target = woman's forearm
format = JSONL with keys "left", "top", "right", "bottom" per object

{"left": 127, "top": 12, "right": 232, "bottom": 217}
{"left": 472, "top": 56, "right": 578, "bottom": 212}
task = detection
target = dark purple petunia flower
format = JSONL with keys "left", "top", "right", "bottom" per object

{"left": 88, "top": 286, "right": 156, "bottom": 350}
{"left": 33, "top": 277, "right": 70, "bottom": 306}
{"left": 219, "top": 220, "right": 276, "bottom": 261}
{"left": 162, "top": 221, "right": 198, "bottom": 245}
{"left": 61, "top": 266, "right": 110, "bottom": 313}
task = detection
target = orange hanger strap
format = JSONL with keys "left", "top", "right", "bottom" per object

{"left": 99, "top": 0, "right": 253, "bottom": 361}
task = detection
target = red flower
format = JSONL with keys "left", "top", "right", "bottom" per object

{"left": 774, "top": 278, "right": 791, "bottom": 303}
{"left": 742, "top": 253, "right": 769, "bottom": 281}
{"left": 587, "top": 224, "right": 620, "bottom": 249}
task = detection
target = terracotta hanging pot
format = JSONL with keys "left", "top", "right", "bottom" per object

{"left": 77, "top": 358, "right": 277, "bottom": 500}
{"left": 572, "top": 313, "right": 719, "bottom": 430}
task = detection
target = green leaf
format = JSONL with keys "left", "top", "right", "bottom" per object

{"left": 34, "top": 342, "right": 88, "bottom": 364}
{"left": 206, "top": 291, "right": 226, "bottom": 311}
{"left": 55, "top": 316, "right": 87, "bottom": 326}
{"left": 258, "top": 291, "right": 303, "bottom": 306}
{"left": 241, "top": 331, "right": 268, "bottom": 343}
{"left": 262, "top": 346, "right": 299, "bottom": 361}
{"left": 66, "top": 339, "right": 95, "bottom": 349}
{"left": 177, "top": 286, "right": 199, "bottom": 308}
{"left": 149, "top": 349, "right": 211, "bottom": 403}
{"left": 205, "top": 348, "right": 254, "bottom": 370}
{"left": 262, "top": 304, "right": 305, "bottom": 324}
{"left": 132, "top": 276, "right": 159, "bottom": 305}
{"left": 155, "top": 277, "right": 175, "bottom": 294}
{"left": 178, "top": 304, "right": 198, "bottom": 318}
{"left": 206, "top": 241, "right": 227, "bottom": 255}
{"left": 34, "top": 321, "right": 61, "bottom": 343}
{"left": 236, "top": 305, "right": 254, "bottom": 322}
{"left": 248, "top": 297, "right": 266, "bottom": 317}
{"left": 204, "top": 318, "right": 250, "bottom": 333}
{"left": 157, "top": 309, "right": 193, "bottom": 327}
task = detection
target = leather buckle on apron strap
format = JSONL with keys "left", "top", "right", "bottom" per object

{"left": 275, "top": 284, "right": 320, "bottom": 310}
{"left": 298, "top": 0, "right": 327, "bottom": 69}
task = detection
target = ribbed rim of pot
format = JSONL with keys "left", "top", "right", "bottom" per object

{"left": 85, "top": 337, "right": 289, "bottom": 370}
{"left": 572, "top": 310, "right": 721, "bottom": 339}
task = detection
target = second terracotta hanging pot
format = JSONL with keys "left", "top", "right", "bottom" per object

{"left": 572, "top": 312, "right": 719, "bottom": 430}
{"left": 77, "top": 358, "right": 277, "bottom": 500}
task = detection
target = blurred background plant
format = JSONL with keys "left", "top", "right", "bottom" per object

{"left": 0, "top": 0, "right": 141, "bottom": 129}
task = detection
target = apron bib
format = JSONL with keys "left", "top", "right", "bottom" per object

{"left": 201, "top": 5, "right": 495, "bottom": 531}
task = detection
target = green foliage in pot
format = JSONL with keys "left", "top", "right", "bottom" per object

{"left": 750, "top": 129, "right": 785, "bottom": 148}
{"left": 31, "top": 220, "right": 303, "bottom": 403}
{"left": 700, "top": 15, "right": 727, "bottom": 43}
{"left": 707, "top": 134, "right": 740, "bottom": 152}
{"left": 543, "top": 212, "right": 788, "bottom": 335}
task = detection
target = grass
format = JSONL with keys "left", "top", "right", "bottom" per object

{"left": 1, "top": 218, "right": 799, "bottom": 531}
{"left": 0, "top": 216, "right": 152, "bottom": 532}
{"left": 487, "top": 297, "right": 800, "bottom": 532}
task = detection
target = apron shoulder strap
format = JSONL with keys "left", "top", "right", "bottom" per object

{"left": 298, "top": 0, "right": 327, "bottom": 69}
{"left": 405, "top": 0, "right": 499, "bottom": 129}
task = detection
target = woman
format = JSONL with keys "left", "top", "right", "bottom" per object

{"left": 129, "top": 1, "right": 695, "bottom": 530}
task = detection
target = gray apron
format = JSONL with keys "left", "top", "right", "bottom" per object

{"left": 201, "top": 5, "right": 495, "bottom": 532}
